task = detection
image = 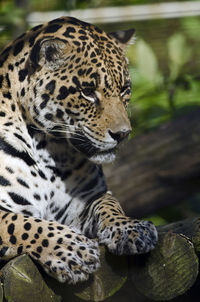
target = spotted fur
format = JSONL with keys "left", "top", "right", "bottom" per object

{"left": 0, "top": 17, "right": 157, "bottom": 283}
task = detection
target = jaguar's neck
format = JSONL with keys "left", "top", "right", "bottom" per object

{"left": 0, "top": 56, "right": 33, "bottom": 158}
{"left": 27, "top": 125, "right": 87, "bottom": 171}
{"left": 0, "top": 41, "right": 30, "bottom": 119}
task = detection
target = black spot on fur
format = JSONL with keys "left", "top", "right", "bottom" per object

{"left": 22, "top": 210, "right": 32, "bottom": 216}
{"left": 36, "top": 140, "right": 47, "bottom": 150}
{"left": 22, "top": 233, "right": 29, "bottom": 240}
{"left": 0, "top": 175, "right": 11, "bottom": 186}
{"left": 29, "top": 31, "right": 41, "bottom": 47}
{"left": 46, "top": 80, "right": 56, "bottom": 94}
{"left": 17, "top": 245, "right": 23, "bottom": 254}
{"left": 0, "top": 246, "right": 8, "bottom": 257}
{"left": 37, "top": 227, "right": 43, "bottom": 234}
{"left": 0, "top": 46, "right": 12, "bottom": 67}
{"left": 24, "top": 222, "right": 31, "bottom": 231}
{"left": 37, "top": 246, "right": 43, "bottom": 253}
{"left": 40, "top": 94, "right": 50, "bottom": 109}
{"left": 21, "top": 88, "right": 25, "bottom": 97}
{"left": 34, "top": 233, "right": 39, "bottom": 239}
{"left": 8, "top": 223, "right": 15, "bottom": 235}
{"left": 8, "top": 192, "right": 31, "bottom": 205}
{"left": 0, "top": 75, "right": 3, "bottom": 88}
{"left": 31, "top": 251, "right": 40, "bottom": 258}
{"left": 34, "top": 194, "right": 41, "bottom": 200}
{"left": 13, "top": 40, "right": 24, "bottom": 56}
{"left": 14, "top": 133, "right": 31, "bottom": 148}
{"left": 68, "top": 260, "right": 77, "bottom": 269}
{"left": 0, "top": 138, "right": 36, "bottom": 166}
{"left": 79, "top": 35, "right": 88, "bottom": 41}
{"left": 28, "top": 40, "right": 42, "bottom": 74}
{"left": 56, "top": 109, "right": 64, "bottom": 118}
{"left": 44, "top": 24, "right": 62, "bottom": 33}
{"left": 42, "top": 239, "right": 49, "bottom": 247}
{"left": 60, "top": 75, "right": 67, "bottom": 80}
{"left": 4, "top": 122, "right": 13, "bottom": 126}
{"left": 3, "top": 92, "right": 11, "bottom": 100}
{"left": 17, "top": 178, "right": 30, "bottom": 188}
{"left": 5, "top": 73, "right": 11, "bottom": 88}
{"left": 57, "top": 86, "right": 69, "bottom": 100}
{"left": 72, "top": 76, "right": 80, "bottom": 87}
{"left": 68, "top": 86, "right": 76, "bottom": 94}
{"left": 57, "top": 238, "right": 63, "bottom": 244}
{"left": 11, "top": 215, "right": 18, "bottom": 221}
{"left": 19, "top": 69, "right": 28, "bottom": 82}
{"left": 31, "top": 24, "right": 43, "bottom": 32}
{"left": 44, "top": 113, "right": 53, "bottom": 120}
{"left": 31, "top": 171, "right": 37, "bottom": 177}
{"left": 10, "top": 235, "right": 17, "bottom": 244}
{"left": 47, "top": 232, "right": 54, "bottom": 238}
{"left": 8, "top": 64, "right": 14, "bottom": 71}
{"left": 63, "top": 27, "right": 76, "bottom": 38}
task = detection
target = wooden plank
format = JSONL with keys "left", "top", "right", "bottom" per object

{"left": 27, "top": 1, "right": 200, "bottom": 26}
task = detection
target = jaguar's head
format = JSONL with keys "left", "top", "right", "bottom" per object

{"left": 22, "top": 17, "right": 135, "bottom": 164}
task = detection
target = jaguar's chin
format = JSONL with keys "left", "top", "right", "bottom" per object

{"left": 89, "top": 149, "right": 116, "bottom": 164}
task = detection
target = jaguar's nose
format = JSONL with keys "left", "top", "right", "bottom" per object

{"left": 108, "top": 129, "right": 131, "bottom": 143}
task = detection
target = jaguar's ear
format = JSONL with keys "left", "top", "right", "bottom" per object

{"left": 27, "top": 38, "right": 67, "bottom": 75}
{"left": 109, "top": 29, "right": 135, "bottom": 50}
{"left": 39, "top": 38, "right": 66, "bottom": 67}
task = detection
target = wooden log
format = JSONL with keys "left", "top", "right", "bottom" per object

{"left": 104, "top": 110, "right": 200, "bottom": 217}
{"left": 0, "top": 217, "right": 199, "bottom": 302}
{"left": 0, "top": 246, "right": 128, "bottom": 302}
{"left": 45, "top": 245, "right": 128, "bottom": 302}
{"left": 158, "top": 217, "right": 200, "bottom": 253}
{"left": 130, "top": 232, "right": 199, "bottom": 301}
{"left": 130, "top": 217, "right": 200, "bottom": 301}
{"left": 1, "top": 255, "right": 60, "bottom": 302}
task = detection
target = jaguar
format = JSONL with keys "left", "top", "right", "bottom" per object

{"left": 0, "top": 16, "right": 157, "bottom": 283}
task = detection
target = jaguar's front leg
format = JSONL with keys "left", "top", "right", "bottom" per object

{"left": 83, "top": 192, "right": 158, "bottom": 255}
{"left": 0, "top": 211, "right": 100, "bottom": 283}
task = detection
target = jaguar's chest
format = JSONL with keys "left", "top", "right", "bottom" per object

{"left": 28, "top": 134, "right": 105, "bottom": 224}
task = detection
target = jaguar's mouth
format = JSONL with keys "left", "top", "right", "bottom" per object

{"left": 69, "top": 131, "right": 117, "bottom": 164}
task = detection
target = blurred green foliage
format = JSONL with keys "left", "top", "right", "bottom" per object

{"left": 126, "top": 18, "right": 200, "bottom": 134}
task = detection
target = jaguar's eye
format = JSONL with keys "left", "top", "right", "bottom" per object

{"left": 80, "top": 88, "right": 97, "bottom": 103}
